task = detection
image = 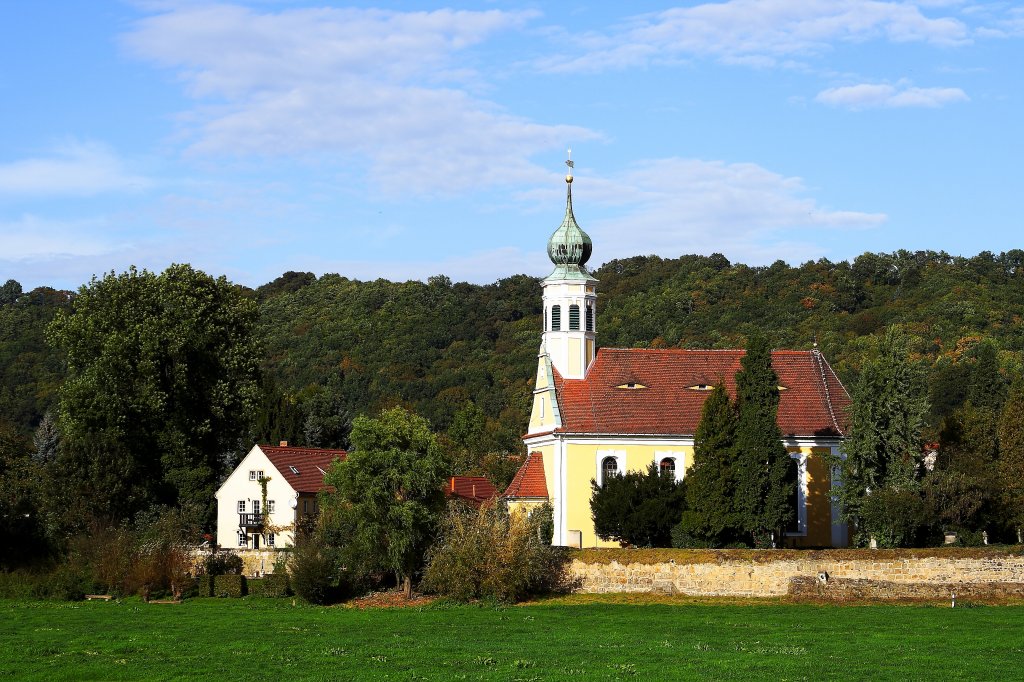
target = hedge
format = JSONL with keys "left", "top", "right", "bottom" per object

{"left": 247, "top": 574, "right": 290, "bottom": 598}
{"left": 213, "top": 574, "right": 246, "bottom": 598}
{"left": 197, "top": 575, "right": 215, "bottom": 597}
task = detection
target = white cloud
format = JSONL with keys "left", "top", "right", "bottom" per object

{"left": 122, "top": 4, "right": 594, "bottom": 195}
{"left": 816, "top": 82, "right": 969, "bottom": 108}
{"left": 0, "top": 141, "right": 151, "bottom": 198}
{"left": 577, "top": 158, "right": 887, "bottom": 266}
{"left": 0, "top": 214, "right": 127, "bottom": 260}
{"left": 538, "top": 0, "right": 972, "bottom": 73}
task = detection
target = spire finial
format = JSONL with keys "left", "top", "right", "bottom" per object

{"left": 565, "top": 147, "right": 574, "bottom": 183}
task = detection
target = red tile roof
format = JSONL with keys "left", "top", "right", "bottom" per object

{"left": 446, "top": 476, "right": 498, "bottom": 506}
{"left": 259, "top": 445, "right": 346, "bottom": 493}
{"left": 503, "top": 451, "right": 548, "bottom": 499}
{"left": 536, "top": 348, "right": 849, "bottom": 438}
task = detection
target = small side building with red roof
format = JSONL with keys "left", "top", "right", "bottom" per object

{"left": 214, "top": 441, "right": 345, "bottom": 550}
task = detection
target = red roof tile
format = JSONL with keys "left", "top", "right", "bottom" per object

{"left": 259, "top": 445, "right": 346, "bottom": 493}
{"left": 537, "top": 348, "right": 849, "bottom": 438}
{"left": 503, "top": 451, "right": 548, "bottom": 499}
{"left": 446, "top": 476, "right": 498, "bottom": 506}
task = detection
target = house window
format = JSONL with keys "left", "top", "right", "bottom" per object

{"left": 569, "top": 304, "right": 580, "bottom": 330}
{"left": 586, "top": 305, "right": 594, "bottom": 332}
{"left": 303, "top": 499, "right": 308, "bottom": 514}
{"left": 268, "top": 533, "right": 275, "bottom": 547}
{"left": 237, "top": 500, "right": 245, "bottom": 514}
{"left": 659, "top": 458, "right": 675, "bottom": 478}
{"left": 252, "top": 500, "right": 260, "bottom": 515}
{"left": 237, "top": 532, "right": 247, "bottom": 547}
{"left": 551, "top": 305, "right": 561, "bottom": 331}
{"left": 267, "top": 500, "right": 275, "bottom": 514}
{"left": 601, "top": 456, "right": 618, "bottom": 481}
{"left": 313, "top": 500, "right": 319, "bottom": 514}
{"left": 257, "top": 470, "right": 264, "bottom": 480}
{"left": 249, "top": 470, "right": 256, "bottom": 481}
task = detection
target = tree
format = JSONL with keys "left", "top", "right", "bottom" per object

{"left": 321, "top": 407, "right": 449, "bottom": 597}
{"left": 0, "top": 421, "right": 44, "bottom": 565}
{"left": 732, "top": 333, "right": 793, "bottom": 545}
{"left": 998, "top": 377, "right": 1024, "bottom": 542}
{"left": 966, "top": 340, "right": 1006, "bottom": 412}
{"left": 675, "top": 383, "right": 740, "bottom": 547}
{"left": 32, "top": 410, "right": 60, "bottom": 463}
{"left": 0, "top": 279, "right": 22, "bottom": 305}
{"left": 591, "top": 462, "right": 686, "bottom": 547}
{"left": 46, "top": 265, "right": 261, "bottom": 530}
{"left": 838, "top": 325, "right": 929, "bottom": 546}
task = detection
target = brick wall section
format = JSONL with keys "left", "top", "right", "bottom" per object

{"left": 569, "top": 551, "right": 1024, "bottom": 597}
{"left": 789, "top": 576, "right": 1024, "bottom": 602}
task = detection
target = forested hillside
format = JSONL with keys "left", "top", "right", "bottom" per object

{"left": 3, "top": 249, "right": 1024, "bottom": 462}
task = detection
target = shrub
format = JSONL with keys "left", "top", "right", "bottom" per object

{"left": 247, "top": 574, "right": 290, "bottom": 597}
{"left": 859, "top": 487, "right": 928, "bottom": 548}
{"left": 197, "top": 574, "right": 215, "bottom": 597}
{"left": 421, "top": 501, "right": 569, "bottom": 603}
{"left": 204, "top": 552, "right": 243, "bottom": 576}
{"left": 213, "top": 574, "right": 246, "bottom": 598}
{"left": 44, "top": 565, "right": 88, "bottom": 601}
{"left": 288, "top": 537, "right": 342, "bottom": 605}
{"left": 590, "top": 463, "right": 686, "bottom": 547}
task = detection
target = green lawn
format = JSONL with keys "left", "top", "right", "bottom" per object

{"left": 2, "top": 597, "right": 1022, "bottom": 680}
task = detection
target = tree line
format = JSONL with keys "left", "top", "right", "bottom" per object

{"left": 3, "top": 248, "right": 1024, "bottom": 564}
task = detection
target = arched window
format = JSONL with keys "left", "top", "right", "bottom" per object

{"left": 569, "top": 304, "right": 581, "bottom": 330}
{"left": 586, "top": 305, "right": 594, "bottom": 331}
{"left": 659, "top": 457, "right": 675, "bottom": 478}
{"left": 601, "top": 456, "right": 618, "bottom": 481}
{"left": 551, "top": 305, "right": 561, "bottom": 331}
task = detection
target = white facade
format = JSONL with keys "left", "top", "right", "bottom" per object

{"left": 542, "top": 279, "right": 597, "bottom": 379}
{"left": 214, "top": 445, "right": 316, "bottom": 550}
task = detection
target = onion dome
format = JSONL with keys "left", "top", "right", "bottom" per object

{"left": 545, "top": 154, "right": 595, "bottom": 282}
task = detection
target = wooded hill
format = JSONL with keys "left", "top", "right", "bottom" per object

{"left": 3, "top": 249, "right": 1024, "bottom": 460}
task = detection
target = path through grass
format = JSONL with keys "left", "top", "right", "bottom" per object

{"left": 2, "top": 598, "right": 1022, "bottom": 680}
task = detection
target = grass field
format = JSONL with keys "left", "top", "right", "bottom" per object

{"left": 2, "top": 597, "right": 1023, "bottom": 680}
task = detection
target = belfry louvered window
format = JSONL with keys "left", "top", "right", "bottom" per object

{"left": 569, "top": 304, "right": 580, "bottom": 330}
{"left": 586, "top": 305, "right": 594, "bottom": 331}
{"left": 550, "top": 305, "right": 561, "bottom": 331}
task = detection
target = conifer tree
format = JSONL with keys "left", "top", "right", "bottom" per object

{"left": 967, "top": 340, "right": 1006, "bottom": 412}
{"left": 997, "top": 377, "right": 1024, "bottom": 543}
{"left": 838, "top": 325, "right": 929, "bottom": 546}
{"left": 732, "top": 333, "right": 793, "bottom": 545}
{"left": 675, "top": 383, "right": 739, "bottom": 547}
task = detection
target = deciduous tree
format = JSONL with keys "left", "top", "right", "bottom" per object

{"left": 321, "top": 407, "right": 449, "bottom": 597}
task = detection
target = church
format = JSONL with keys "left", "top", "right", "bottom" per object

{"left": 503, "top": 159, "right": 852, "bottom": 549}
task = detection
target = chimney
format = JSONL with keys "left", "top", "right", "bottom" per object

{"left": 450, "top": 477, "right": 456, "bottom": 492}
{"left": 280, "top": 440, "right": 288, "bottom": 447}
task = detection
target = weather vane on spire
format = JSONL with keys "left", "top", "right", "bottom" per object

{"left": 566, "top": 147, "right": 574, "bottom": 169}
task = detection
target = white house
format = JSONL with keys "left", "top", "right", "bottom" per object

{"left": 215, "top": 442, "right": 345, "bottom": 550}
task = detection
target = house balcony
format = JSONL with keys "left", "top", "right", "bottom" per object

{"left": 238, "top": 513, "right": 264, "bottom": 529}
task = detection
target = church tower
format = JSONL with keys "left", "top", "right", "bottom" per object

{"left": 541, "top": 152, "right": 597, "bottom": 380}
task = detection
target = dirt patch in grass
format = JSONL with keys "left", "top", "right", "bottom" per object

{"left": 346, "top": 589, "right": 437, "bottom": 609}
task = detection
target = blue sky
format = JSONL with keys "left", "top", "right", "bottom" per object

{"left": 2, "top": 1, "right": 1022, "bottom": 290}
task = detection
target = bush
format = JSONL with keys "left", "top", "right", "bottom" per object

{"left": 43, "top": 565, "right": 88, "bottom": 601}
{"left": 204, "top": 552, "right": 243, "bottom": 576}
{"left": 591, "top": 463, "right": 686, "bottom": 547}
{"left": 197, "top": 574, "right": 215, "bottom": 597}
{"left": 421, "top": 501, "right": 569, "bottom": 603}
{"left": 213, "top": 574, "right": 246, "bottom": 598}
{"left": 859, "top": 487, "right": 928, "bottom": 548}
{"left": 247, "top": 573, "right": 290, "bottom": 597}
{"left": 289, "top": 537, "right": 343, "bottom": 605}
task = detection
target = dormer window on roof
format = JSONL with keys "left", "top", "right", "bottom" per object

{"left": 289, "top": 466, "right": 299, "bottom": 474}
{"left": 777, "top": 385, "right": 789, "bottom": 391}
{"left": 615, "top": 382, "right": 647, "bottom": 390}
{"left": 688, "top": 384, "right": 714, "bottom": 391}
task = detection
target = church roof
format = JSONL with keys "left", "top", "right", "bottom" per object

{"left": 503, "top": 451, "right": 548, "bottom": 499}
{"left": 534, "top": 348, "right": 849, "bottom": 439}
{"left": 259, "top": 445, "right": 346, "bottom": 493}
{"left": 446, "top": 476, "right": 498, "bottom": 506}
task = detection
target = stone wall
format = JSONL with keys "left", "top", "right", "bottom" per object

{"left": 195, "top": 549, "right": 287, "bottom": 576}
{"left": 569, "top": 550, "right": 1024, "bottom": 598}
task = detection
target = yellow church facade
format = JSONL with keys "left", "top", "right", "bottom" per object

{"left": 504, "top": 160, "right": 851, "bottom": 549}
